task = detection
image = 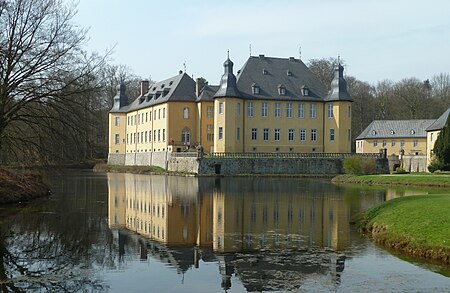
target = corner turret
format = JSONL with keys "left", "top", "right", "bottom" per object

{"left": 213, "top": 54, "right": 241, "bottom": 98}
{"left": 326, "top": 63, "right": 352, "bottom": 102}
{"left": 110, "top": 83, "right": 129, "bottom": 112}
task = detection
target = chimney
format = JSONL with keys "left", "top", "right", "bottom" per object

{"left": 140, "top": 80, "right": 149, "bottom": 96}
{"left": 196, "top": 78, "right": 205, "bottom": 97}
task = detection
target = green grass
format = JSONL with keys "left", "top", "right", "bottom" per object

{"left": 356, "top": 194, "right": 450, "bottom": 263}
{"left": 93, "top": 163, "right": 166, "bottom": 174}
{"left": 333, "top": 173, "right": 450, "bottom": 187}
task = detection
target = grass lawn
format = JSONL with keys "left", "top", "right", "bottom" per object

{"left": 356, "top": 194, "right": 450, "bottom": 263}
{"left": 93, "top": 163, "right": 166, "bottom": 174}
{"left": 333, "top": 173, "right": 450, "bottom": 187}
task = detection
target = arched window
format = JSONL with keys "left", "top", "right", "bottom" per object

{"left": 181, "top": 127, "right": 191, "bottom": 145}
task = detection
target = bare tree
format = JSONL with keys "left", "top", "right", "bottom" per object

{"left": 0, "top": 0, "right": 108, "bottom": 164}
{"left": 307, "top": 57, "right": 343, "bottom": 91}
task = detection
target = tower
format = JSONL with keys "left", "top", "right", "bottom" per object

{"left": 213, "top": 55, "right": 244, "bottom": 152}
{"left": 324, "top": 63, "right": 353, "bottom": 153}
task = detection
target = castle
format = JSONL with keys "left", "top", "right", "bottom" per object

{"left": 108, "top": 55, "right": 353, "bottom": 166}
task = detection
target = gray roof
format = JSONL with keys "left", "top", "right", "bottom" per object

{"left": 213, "top": 58, "right": 241, "bottom": 98}
{"left": 426, "top": 107, "right": 450, "bottom": 131}
{"left": 326, "top": 64, "right": 353, "bottom": 102}
{"left": 356, "top": 120, "right": 435, "bottom": 140}
{"left": 110, "top": 83, "right": 129, "bottom": 113}
{"left": 196, "top": 84, "right": 219, "bottom": 102}
{"left": 235, "top": 55, "right": 329, "bottom": 101}
{"left": 110, "top": 72, "right": 196, "bottom": 113}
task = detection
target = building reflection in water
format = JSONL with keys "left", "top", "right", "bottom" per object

{"left": 107, "top": 173, "right": 385, "bottom": 291}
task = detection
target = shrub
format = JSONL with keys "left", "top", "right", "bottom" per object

{"left": 361, "top": 158, "right": 377, "bottom": 174}
{"left": 344, "top": 157, "right": 362, "bottom": 175}
{"left": 428, "top": 159, "right": 444, "bottom": 173}
{"left": 393, "top": 167, "right": 408, "bottom": 174}
{"left": 344, "top": 157, "right": 378, "bottom": 175}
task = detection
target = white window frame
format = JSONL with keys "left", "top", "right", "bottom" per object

{"left": 262, "top": 102, "right": 268, "bottom": 117}
{"left": 288, "top": 129, "right": 294, "bottom": 141}
{"left": 263, "top": 128, "right": 269, "bottom": 141}
{"left": 247, "top": 102, "right": 254, "bottom": 117}
{"left": 274, "top": 128, "right": 280, "bottom": 141}
{"left": 275, "top": 103, "right": 281, "bottom": 118}
{"left": 330, "top": 129, "right": 335, "bottom": 141}
{"left": 251, "top": 128, "right": 257, "bottom": 140}
{"left": 327, "top": 103, "right": 334, "bottom": 118}
{"left": 286, "top": 103, "right": 293, "bottom": 118}
{"left": 311, "top": 129, "right": 317, "bottom": 142}
{"left": 310, "top": 103, "right": 317, "bottom": 118}
{"left": 300, "top": 129, "right": 306, "bottom": 141}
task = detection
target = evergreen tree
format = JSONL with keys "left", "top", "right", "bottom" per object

{"left": 432, "top": 122, "right": 450, "bottom": 171}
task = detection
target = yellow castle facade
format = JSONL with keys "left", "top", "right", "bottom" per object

{"left": 108, "top": 55, "right": 353, "bottom": 163}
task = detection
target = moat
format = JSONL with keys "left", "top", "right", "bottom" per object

{"left": 0, "top": 170, "right": 449, "bottom": 292}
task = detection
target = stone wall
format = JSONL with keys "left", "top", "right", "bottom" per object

{"left": 109, "top": 152, "right": 390, "bottom": 175}
{"left": 108, "top": 153, "right": 125, "bottom": 165}
{"left": 401, "top": 155, "right": 427, "bottom": 173}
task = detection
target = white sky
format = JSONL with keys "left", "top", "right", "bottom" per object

{"left": 74, "top": 0, "right": 450, "bottom": 85}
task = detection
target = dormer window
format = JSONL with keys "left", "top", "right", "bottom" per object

{"left": 390, "top": 130, "right": 395, "bottom": 135}
{"left": 411, "top": 129, "right": 416, "bottom": 135}
{"left": 278, "top": 84, "right": 286, "bottom": 96}
{"left": 161, "top": 84, "right": 165, "bottom": 89}
{"left": 287, "top": 70, "right": 292, "bottom": 76}
{"left": 301, "top": 85, "right": 309, "bottom": 96}
{"left": 252, "top": 83, "right": 260, "bottom": 95}
{"left": 262, "top": 68, "right": 268, "bottom": 75}
{"left": 372, "top": 130, "right": 377, "bottom": 135}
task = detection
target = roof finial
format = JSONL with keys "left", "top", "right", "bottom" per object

{"left": 337, "top": 54, "right": 341, "bottom": 65}
{"left": 227, "top": 49, "right": 230, "bottom": 59}
{"left": 249, "top": 44, "right": 252, "bottom": 56}
{"left": 299, "top": 46, "right": 302, "bottom": 60}
{"left": 183, "top": 61, "right": 186, "bottom": 73}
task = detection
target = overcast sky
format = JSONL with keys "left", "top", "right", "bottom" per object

{"left": 74, "top": 0, "right": 450, "bottom": 85}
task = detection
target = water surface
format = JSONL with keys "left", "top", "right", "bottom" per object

{"left": 0, "top": 170, "right": 448, "bottom": 292}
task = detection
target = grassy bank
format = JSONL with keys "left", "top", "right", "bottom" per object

{"left": 93, "top": 163, "right": 167, "bottom": 174}
{"left": 355, "top": 194, "right": 450, "bottom": 264}
{"left": 0, "top": 169, "right": 50, "bottom": 205}
{"left": 333, "top": 173, "right": 450, "bottom": 187}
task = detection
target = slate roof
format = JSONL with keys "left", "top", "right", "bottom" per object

{"left": 356, "top": 120, "right": 435, "bottom": 140}
{"left": 426, "top": 107, "right": 450, "bottom": 131}
{"left": 235, "top": 55, "right": 328, "bottom": 101}
{"left": 213, "top": 57, "right": 241, "bottom": 98}
{"left": 196, "top": 85, "right": 219, "bottom": 102}
{"left": 110, "top": 72, "right": 196, "bottom": 113}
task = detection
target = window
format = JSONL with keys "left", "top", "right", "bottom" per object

{"left": 163, "top": 108, "right": 165, "bottom": 118}
{"left": 327, "top": 103, "right": 334, "bottom": 118}
{"left": 141, "top": 132, "right": 144, "bottom": 144}
{"left": 137, "top": 114, "right": 140, "bottom": 125}
{"left": 247, "top": 102, "right": 254, "bottom": 117}
{"left": 262, "top": 102, "right": 268, "bottom": 117}
{"left": 154, "top": 110, "right": 156, "bottom": 120}
{"left": 288, "top": 129, "right": 294, "bottom": 141}
{"left": 330, "top": 129, "right": 335, "bottom": 141}
{"left": 251, "top": 128, "right": 257, "bottom": 140}
{"left": 286, "top": 103, "right": 293, "bottom": 118}
{"left": 137, "top": 132, "right": 140, "bottom": 144}
{"left": 348, "top": 105, "right": 351, "bottom": 117}
{"left": 252, "top": 84, "right": 260, "bottom": 94}
{"left": 207, "top": 124, "right": 214, "bottom": 131}
{"left": 236, "top": 127, "right": 240, "bottom": 140}
{"left": 310, "top": 103, "right": 317, "bottom": 118}
{"left": 311, "top": 129, "right": 317, "bottom": 142}
{"left": 146, "top": 112, "right": 148, "bottom": 122}
{"left": 149, "top": 131, "right": 152, "bottom": 142}
{"left": 158, "top": 109, "right": 161, "bottom": 119}
{"left": 115, "top": 134, "right": 120, "bottom": 144}
{"left": 275, "top": 103, "right": 281, "bottom": 117}
{"left": 413, "top": 140, "right": 418, "bottom": 147}
{"left": 115, "top": 117, "right": 120, "bottom": 126}
{"left": 263, "top": 128, "right": 269, "bottom": 141}
{"left": 182, "top": 128, "right": 191, "bottom": 144}
{"left": 133, "top": 133, "right": 136, "bottom": 144}
{"left": 145, "top": 131, "right": 148, "bottom": 143}
{"left": 300, "top": 129, "right": 306, "bottom": 141}
{"left": 218, "top": 127, "right": 223, "bottom": 140}
{"left": 158, "top": 129, "right": 161, "bottom": 141}
{"left": 163, "top": 129, "right": 166, "bottom": 141}
{"left": 236, "top": 103, "right": 241, "bottom": 115}
{"left": 207, "top": 133, "right": 214, "bottom": 141}
{"left": 127, "top": 116, "right": 130, "bottom": 125}
{"left": 207, "top": 106, "right": 214, "bottom": 118}
{"left": 153, "top": 130, "right": 156, "bottom": 143}
{"left": 401, "top": 140, "right": 405, "bottom": 147}
{"left": 382, "top": 140, "right": 387, "bottom": 147}
{"left": 183, "top": 107, "right": 189, "bottom": 119}
{"left": 431, "top": 133, "right": 434, "bottom": 141}
{"left": 298, "top": 103, "right": 305, "bottom": 118}
{"left": 374, "top": 140, "right": 378, "bottom": 147}
{"left": 219, "top": 102, "right": 224, "bottom": 114}
{"left": 278, "top": 86, "right": 286, "bottom": 95}
{"left": 274, "top": 129, "right": 280, "bottom": 141}
{"left": 391, "top": 140, "right": 396, "bottom": 147}
{"left": 150, "top": 111, "right": 152, "bottom": 120}
{"left": 126, "top": 134, "right": 129, "bottom": 144}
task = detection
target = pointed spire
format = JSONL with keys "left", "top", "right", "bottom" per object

{"left": 110, "top": 83, "right": 129, "bottom": 111}
{"left": 214, "top": 52, "right": 241, "bottom": 98}
{"left": 326, "top": 60, "right": 352, "bottom": 102}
